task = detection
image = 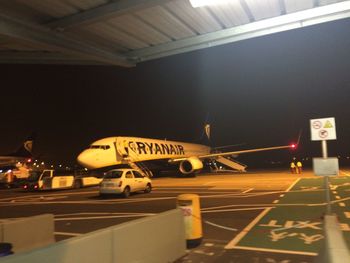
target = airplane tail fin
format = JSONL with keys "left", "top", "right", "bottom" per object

{"left": 12, "top": 132, "right": 36, "bottom": 157}
{"left": 197, "top": 123, "right": 211, "bottom": 145}
{"left": 204, "top": 123, "right": 210, "bottom": 141}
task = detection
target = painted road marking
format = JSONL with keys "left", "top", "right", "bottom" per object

{"left": 340, "top": 170, "right": 350, "bottom": 177}
{"left": 225, "top": 177, "right": 326, "bottom": 255}
{"left": 242, "top": 188, "right": 254, "bottom": 193}
{"left": 225, "top": 176, "right": 350, "bottom": 255}
{"left": 225, "top": 178, "right": 301, "bottom": 249}
{"left": 225, "top": 207, "right": 272, "bottom": 249}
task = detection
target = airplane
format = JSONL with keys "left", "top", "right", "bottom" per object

{"left": 77, "top": 125, "right": 297, "bottom": 176}
{"left": 0, "top": 133, "right": 35, "bottom": 166}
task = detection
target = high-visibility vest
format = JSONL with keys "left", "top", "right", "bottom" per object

{"left": 290, "top": 162, "right": 296, "bottom": 168}
{"left": 297, "top": 162, "right": 302, "bottom": 167}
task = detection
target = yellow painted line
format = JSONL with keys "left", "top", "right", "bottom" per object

{"left": 225, "top": 207, "right": 272, "bottom": 249}
{"left": 285, "top": 178, "right": 301, "bottom": 192}
{"left": 340, "top": 170, "right": 350, "bottom": 177}
{"left": 231, "top": 245, "right": 317, "bottom": 256}
{"left": 225, "top": 178, "right": 300, "bottom": 250}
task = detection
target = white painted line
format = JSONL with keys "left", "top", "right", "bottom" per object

{"left": 279, "top": 194, "right": 285, "bottom": 198}
{"left": 204, "top": 220, "right": 237, "bottom": 231}
{"left": 225, "top": 207, "right": 272, "bottom": 249}
{"left": 231, "top": 245, "right": 317, "bottom": 256}
{"left": 55, "top": 212, "right": 150, "bottom": 217}
{"left": 193, "top": 250, "right": 214, "bottom": 256}
{"left": 332, "top": 191, "right": 338, "bottom": 195}
{"left": 336, "top": 196, "right": 341, "bottom": 200}
{"left": 339, "top": 202, "right": 346, "bottom": 207}
{"left": 225, "top": 178, "right": 300, "bottom": 250}
{"left": 202, "top": 207, "right": 272, "bottom": 213}
{"left": 204, "top": 243, "right": 214, "bottom": 247}
{"left": 242, "top": 188, "right": 254, "bottom": 193}
{"left": 203, "top": 181, "right": 222, "bottom": 185}
{"left": 54, "top": 213, "right": 155, "bottom": 221}
{"left": 273, "top": 200, "right": 279, "bottom": 204}
{"left": 54, "top": 232, "right": 82, "bottom": 237}
{"left": 285, "top": 178, "right": 301, "bottom": 192}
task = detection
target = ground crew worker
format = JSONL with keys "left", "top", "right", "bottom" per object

{"left": 290, "top": 162, "right": 296, "bottom": 174}
{"left": 296, "top": 161, "right": 302, "bottom": 174}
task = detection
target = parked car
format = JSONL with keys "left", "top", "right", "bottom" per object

{"left": 99, "top": 169, "right": 152, "bottom": 197}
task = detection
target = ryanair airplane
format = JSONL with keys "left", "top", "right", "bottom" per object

{"left": 77, "top": 126, "right": 296, "bottom": 176}
{"left": 0, "top": 133, "right": 35, "bottom": 166}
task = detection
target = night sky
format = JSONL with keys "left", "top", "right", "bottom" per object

{"left": 1, "top": 18, "right": 350, "bottom": 168}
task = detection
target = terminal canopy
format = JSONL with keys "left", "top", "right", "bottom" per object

{"left": 0, "top": 0, "right": 349, "bottom": 67}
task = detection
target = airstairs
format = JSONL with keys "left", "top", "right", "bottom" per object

{"left": 215, "top": 156, "right": 247, "bottom": 172}
{"left": 127, "top": 161, "right": 153, "bottom": 177}
{"left": 115, "top": 138, "right": 153, "bottom": 177}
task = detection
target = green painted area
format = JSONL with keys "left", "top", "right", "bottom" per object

{"left": 233, "top": 177, "right": 350, "bottom": 254}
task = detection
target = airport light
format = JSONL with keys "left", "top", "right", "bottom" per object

{"left": 189, "top": 0, "right": 234, "bottom": 8}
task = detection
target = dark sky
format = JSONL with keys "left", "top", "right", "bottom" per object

{"left": 1, "top": 18, "right": 350, "bottom": 167}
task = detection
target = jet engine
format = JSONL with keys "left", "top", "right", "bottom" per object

{"left": 179, "top": 157, "right": 203, "bottom": 174}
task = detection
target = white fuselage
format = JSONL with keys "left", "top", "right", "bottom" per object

{"left": 77, "top": 136, "right": 210, "bottom": 169}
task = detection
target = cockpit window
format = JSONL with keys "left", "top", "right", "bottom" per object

{"left": 89, "top": 145, "right": 110, "bottom": 150}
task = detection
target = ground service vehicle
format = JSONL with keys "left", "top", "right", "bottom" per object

{"left": 22, "top": 169, "right": 102, "bottom": 190}
{"left": 99, "top": 168, "right": 152, "bottom": 198}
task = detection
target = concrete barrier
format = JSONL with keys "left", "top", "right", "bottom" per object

{"left": 0, "top": 209, "right": 186, "bottom": 263}
{"left": 314, "top": 214, "right": 350, "bottom": 263}
{"left": 0, "top": 214, "right": 55, "bottom": 253}
{"left": 112, "top": 209, "right": 186, "bottom": 263}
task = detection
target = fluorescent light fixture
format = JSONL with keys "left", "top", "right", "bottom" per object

{"left": 189, "top": 0, "right": 234, "bottom": 8}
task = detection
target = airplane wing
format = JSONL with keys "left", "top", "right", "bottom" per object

{"left": 169, "top": 144, "right": 294, "bottom": 163}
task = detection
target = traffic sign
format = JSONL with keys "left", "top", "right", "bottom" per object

{"left": 310, "top": 117, "right": 336, "bottom": 141}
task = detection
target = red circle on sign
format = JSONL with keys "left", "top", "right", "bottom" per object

{"left": 319, "top": 130, "right": 328, "bottom": 138}
{"left": 312, "top": 121, "right": 322, "bottom": 129}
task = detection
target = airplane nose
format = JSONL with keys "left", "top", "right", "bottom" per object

{"left": 77, "top": 151, "right": 92, "bottom": 168}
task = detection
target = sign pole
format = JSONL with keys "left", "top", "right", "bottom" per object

{"left": 322, "top": 140, "right": 331, "bottom": 215}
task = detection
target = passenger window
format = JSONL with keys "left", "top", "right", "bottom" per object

{"left": 125, "top": 171, "right": 133, "bottom": 179}
{"left": 41, "top": 171, "right": 51, "bottom": 179}
{"left": 133, "top": 171, "right": 144, "bottom": 178}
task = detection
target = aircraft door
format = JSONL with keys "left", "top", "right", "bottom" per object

{"left": 116, "top": 138, "right": 129, "bottom": 159}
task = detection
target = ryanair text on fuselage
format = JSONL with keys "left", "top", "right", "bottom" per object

{"left": 127, "top": 141, "right": 185, "bottom": 156}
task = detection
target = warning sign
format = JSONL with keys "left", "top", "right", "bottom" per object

{"left": 324, "top": 120, "right": 333, "bottom": 128}
{"left": 310, "top": 117, "right": 336, "bottom": 141}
